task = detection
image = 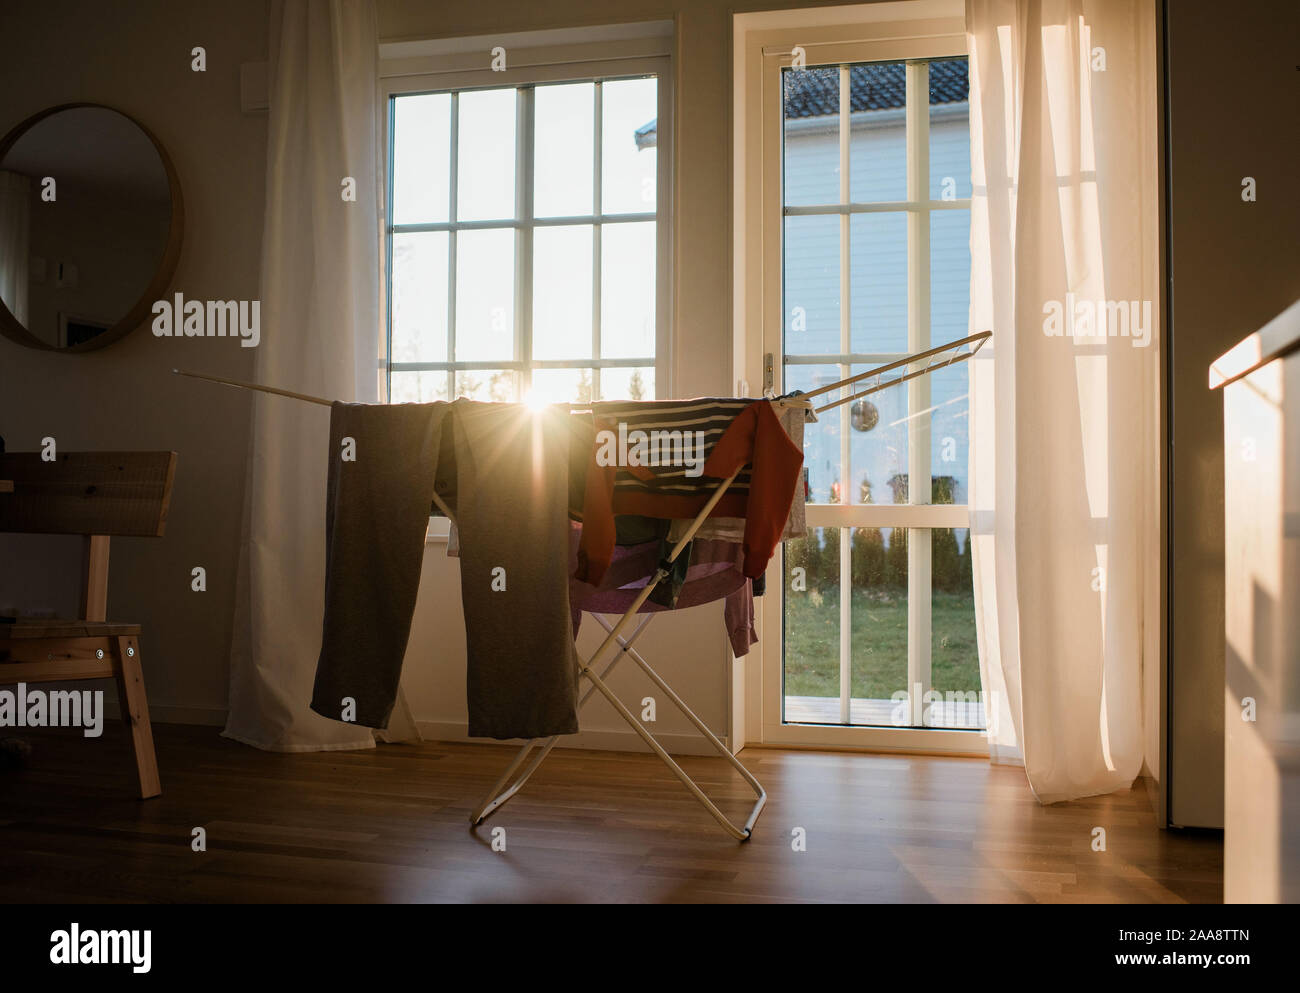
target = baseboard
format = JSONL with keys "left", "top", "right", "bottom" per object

{"left": 93, "top": 704, "right": 725, "bottom": 754}
{"left": 415, "top": 719, "right": 730, "bottom": 756}
{"left": 99, "top": 697, "right": 228, "bottom": 728}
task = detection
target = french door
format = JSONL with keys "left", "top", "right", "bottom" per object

{"left": 758, "top": 40, "right": 987, "bottom": 753}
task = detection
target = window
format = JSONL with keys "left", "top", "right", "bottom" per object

{"left": 385, "top": 73, "right": 665, "bottom": 406}
{"left": 780, "top": 58, "right": 979, "bottom": 736}
{"left": 741, "top": 21, "right": 981, "bottom": 749}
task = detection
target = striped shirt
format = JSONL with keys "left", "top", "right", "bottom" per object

{"left": 576, "top": 398, "right": 805, "bottom": 583}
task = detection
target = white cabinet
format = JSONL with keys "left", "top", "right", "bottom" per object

{"left": 1212, "top": 300, "right": 1300, "bottom": 903}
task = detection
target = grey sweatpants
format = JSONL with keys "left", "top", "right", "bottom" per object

{"left": 450, "top": 402, "right": 579, "bottom": 739}
{"left": 311, "top": 399, "right": 579, "bottom": 739}
{"left": 311, "top": 401, "right": 449, "bottom": 728}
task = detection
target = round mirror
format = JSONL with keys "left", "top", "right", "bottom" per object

{"left": 0, "top": 104, "right": 182, "bottom": 352}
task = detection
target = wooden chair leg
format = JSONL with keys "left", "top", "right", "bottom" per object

{"left": 114, "top": 635, "right": 161, "bottom": 799}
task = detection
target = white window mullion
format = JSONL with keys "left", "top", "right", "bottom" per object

{"left": 516, "top": 87, "right": 534, "bottom": 399}
{"left": 592, "top": 81, "right": 603, "bottom": 401}
{"left": 905, "top": 61, "right": 932, "bottom": 726}
{"left": 837, "top": 64, "right": 853, "bottom": 726}
{"left": 447, "top": 91, "right": 460, "bottom": 400}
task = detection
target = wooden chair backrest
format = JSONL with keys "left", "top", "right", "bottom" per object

{"left": 0, "top": 451, "right": 177, "bottom": 537}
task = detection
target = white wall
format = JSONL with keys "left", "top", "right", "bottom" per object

{"left": 0, "top": 0, "right": 268, "bottom": 722}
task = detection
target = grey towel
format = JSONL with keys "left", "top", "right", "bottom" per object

{"left": 311, "top": 401, "right": 450, "bottom": 728}
{"left": 451, "top": 402, "right": 579, "bottom": 739}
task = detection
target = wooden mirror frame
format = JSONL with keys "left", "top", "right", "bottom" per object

{"left": 0, "top": 102, "right": 184, "bottom": 353}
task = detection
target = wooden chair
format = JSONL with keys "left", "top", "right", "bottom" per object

{"left": 0, "top": 451, "right": 176, "bottom": 798}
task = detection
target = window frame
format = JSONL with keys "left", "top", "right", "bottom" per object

{"left": 379, "top": 50, "right": 673, "bottom": 408}
{"left": 750, "top": 27, "right": 985, "bottom": 754}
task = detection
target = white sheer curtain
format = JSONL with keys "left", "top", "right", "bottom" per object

{"left": 0, "top": 170, "right": 32, "bottom": 326}
{"left": 225, "top": 0, "right": 418, "bottom": 750}
{"left": 966, "top": 0, "right": 1160, "bottom": 802}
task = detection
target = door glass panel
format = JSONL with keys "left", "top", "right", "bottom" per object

{"left": 782, "top": 526, "right": 842, "bottom": 723}
{"left": 782, "top": 214, "right": 840, "bottom": 356}
{"left": 849, "top": 525, "right": 908, "bottom": 726}
{"left": 928, "top": 58, "right": 971, "bottom": 201}
{"left": 783, "top": 363, "right": 842, "bottom": 504}
{"left": 849, "top": 61, "right": 907, "bottom": 203}
{"left": 928, "top": 526, "right": 982, "bottom": 729}
{"left": 849, "top": 212, "right": 907, "bottom": 354}
{"left": 782, "top": 65, "right": 841, "bottom": 207}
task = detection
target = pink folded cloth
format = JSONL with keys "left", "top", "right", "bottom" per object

{"left": 567, "top": 523, "right": 758, "bottom": 657}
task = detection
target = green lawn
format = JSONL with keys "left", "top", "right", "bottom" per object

{"left": 783, "top": 588, "right": 980, "bottom": 699}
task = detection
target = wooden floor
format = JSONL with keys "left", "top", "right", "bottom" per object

{"left": 0, "top": 724, "right": 1221, "bottom": 903}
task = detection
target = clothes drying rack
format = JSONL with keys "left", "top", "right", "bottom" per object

{"left": 174, "top": 328, "right": 990, "bottom": 841}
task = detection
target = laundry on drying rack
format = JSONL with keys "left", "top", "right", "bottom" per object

{"left": 576, "top": 397, "right": 805, "bottom": 584}
{"left": 311, "top": 400, "right": 448, "bottom": 729}
{"left": 311, "top": 399, "right": 580, "bottom": 739}
{"left": 567, "top": 527, "right": 759, "bottom": 658}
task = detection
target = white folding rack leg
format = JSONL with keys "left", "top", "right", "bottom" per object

{"left": 470, "top": 615, "right": 654, "bottom": 826}
{"left": 471, "top": 468, "right": 763, "bottom": 839}
{"left": 589, "top": 613, "right": 767, "bottom": 838}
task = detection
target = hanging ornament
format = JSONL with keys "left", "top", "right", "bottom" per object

{"left": 850, "top": 398, "right": 879, "bottom": 432}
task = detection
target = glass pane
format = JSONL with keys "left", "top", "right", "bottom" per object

{"left": 850, "top": 525, "right": 908, "bottom": 725}
{"left": 782, "top": 65, "right": 840, "bottom": 208}
{"left": 930, "top": 209, "right": 971, "bottom": 345}
{"left": 599, "top": 365, "right": 654, "bottom": 401}
{"left": 928, "top": 363, "right": 969, "bottom": 505}
{"left": 457, "top": 88, "right": 516, "bottom": 222}
{"left": 601, "top": 77, "right": 657, "bottom": 214}
{"left": 783, "top": 526, "right": 842, "bottom": 723}
{"left": 929, "top": 58, "right": 971, "bottom": 201}
{"left": 848, "top": 61, "right": 908, "bottom": 203}
{"left": 600, "top": 221, "right": 655, "bottom": 359}
{"left": 454, "top": 228, "right": 514, "bottom": 361}
{"left": 782, "top": 363, "right": 842, "bottom": 504}
{"left": 849, "top": 212, "right": 907, "bottom": 353}
{"left": 390, "top": 232, "right": 448, "bottom": 363}
{"left": 391, "top": 371, "right": 450, "bottom": 403}
{"left": 929, "top": 526, "right": 983, "bottom": 729}
{"left": 847, "top": 362, "right": 908, "bottom": 507}
{"left": 392, "top": 93, "right": 451, "bottom": 224}
{"left": 529, "top": 367, "right": 593, "bottom": 406}
{"left": 533, "top": 225, "right": 593, "bottom": 360}
{"left": 782, "top": 214, "right": 840, "bottom": 356}
{"left": 535, "top": 82, "right": 594, "bottom": 217}
{"left": 454, "top": 368, "right": 516, "bottom": 402}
